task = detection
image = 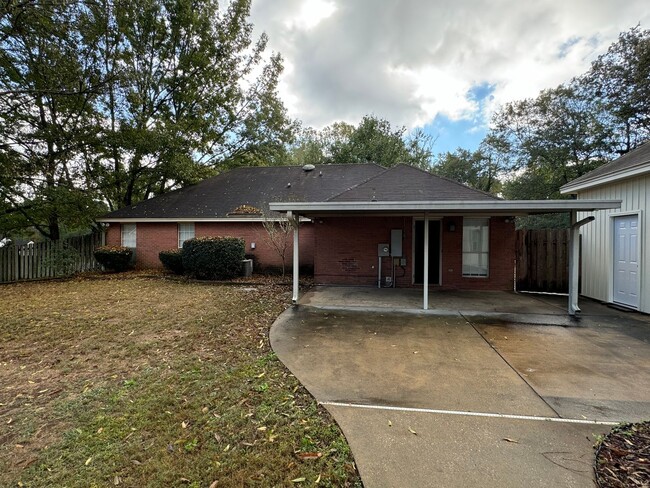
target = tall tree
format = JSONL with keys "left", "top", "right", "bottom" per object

{"left": 581, "top": 25, "right": 650, "bottom": 153}
{"left": 0, "top": 1, "right": 104, "bottom": 240}
{"left": 0, "top": 0, "right": 294, "bottom": 239}
{"left": 432, "top": 147, "right": 502, "bottom": 194}
{"left": 288, "top": 115, "right": 434, "bottom": 168}
{"left": 87, "top": 0, "right": 294, "bottom": 210}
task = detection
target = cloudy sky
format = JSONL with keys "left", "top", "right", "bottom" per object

{"left": 250, "top": 0, "right": 650, "bottom": 154}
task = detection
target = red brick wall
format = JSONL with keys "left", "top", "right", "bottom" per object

{"left": 105, "top": 221, "right": 315, "bottom": 271}
{"left": 313, "top": 216, "right": 515, "bottom": 290}
{"left": 440, "top": 216, "right": 515, "bottom": 290}
{"left": 196, "top": 222, "right": 314, "bottom": 271}
{"left": 313, "top": 217, "right": 414, "bottom": 286}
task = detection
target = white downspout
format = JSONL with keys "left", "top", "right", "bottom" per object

{"left": 568, "top": 212, "right": 595, "bottom": 315}
{"left": 290, "top": 211, "right": 300, "bottom": 304}
{"left": 423, "top": 213, "right": 429, "bottom": 310}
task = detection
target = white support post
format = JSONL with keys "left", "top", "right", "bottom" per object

{"left": 291, "top": 212, "right": 299, "bottom": 304}
{"left": 568, "top": 211, "right": 578, "bottom": 315}
{"left": 568, "top": 213, "right": 595, "bottom": 316}
{"left": 423, "top": 213, "right": 429, "bottom": 310}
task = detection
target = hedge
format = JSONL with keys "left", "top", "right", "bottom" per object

{"left": 94, "top": 246, "right": 134, "bottom": 272}
{"left": 181, "top": 236, "right": 245, "bottom": 280}
{"left": 159, "top": 249, "right": 184, "bottom": 275}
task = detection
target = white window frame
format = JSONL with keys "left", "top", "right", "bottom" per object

{"left": 462, "top": 218, "right": 489, "bottom": 277}
{"left": 178, "top": 223, "right": 195, "bottom": 248}
{"left": 121, "top": 223, "right": 136, "bottom": 248}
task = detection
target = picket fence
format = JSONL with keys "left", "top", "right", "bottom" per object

{"left": 0, "top": 233, "right": 103, "bottom": 283}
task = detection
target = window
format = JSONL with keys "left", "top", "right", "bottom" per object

{"left": 462, "top": 218, "right": 489, "bottom": 277}
{"left": 178, "top": 223, "right": 195, "bottom": 248}
{"left": 121, "top": 224, "right": 136, "bottom": 248}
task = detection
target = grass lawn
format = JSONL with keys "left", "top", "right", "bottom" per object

{"left": 0, "top": 276, "right": 361, "bottom": 487}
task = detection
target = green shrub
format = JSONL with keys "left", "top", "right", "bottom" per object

{"left": 182, "top": 236, "right": 245, "bottom": 280}
{"left": 159, "top": 248, "right": 184, "bottom": 274}
{"left": 94, "top": 246, "right": 134, "bottom": 272}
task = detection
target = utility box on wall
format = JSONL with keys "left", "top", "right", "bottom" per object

{"left": 378, "top": 243, "right": 390, "bottom": 257}
{"left": 391, "top": 229, "right": 403, "bottom": 257}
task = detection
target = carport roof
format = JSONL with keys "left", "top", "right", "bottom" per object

{"left": 269, "top": 199, "right": 622, "bottom": 216}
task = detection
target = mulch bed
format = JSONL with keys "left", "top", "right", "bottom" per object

{"left": 595, "top": 421, "right": 650, "bottom": 487}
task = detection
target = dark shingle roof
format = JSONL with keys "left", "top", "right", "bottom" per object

{"left": 328, "top": 164, "right": 499, "bottom": 202}
{"left": 101, "top": 164, "right": 385, "bottom": 219}
{"left": 101, "top": 163, "right": 499, "bottom": 220}
{"left": 562, "top": 141, "right": 650, "bottom": 191}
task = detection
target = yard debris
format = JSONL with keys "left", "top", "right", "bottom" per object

{"left": 595, "top": 421, "right": 650, "bottom": 487}
{"left": 408, "top": 427, "right": 417, "bottom": 435}
{"left": 296, "top": 452, "right": 322, "bottom": 461}
{"left": 502, "top": 438, "right": 519, "bottom": 444}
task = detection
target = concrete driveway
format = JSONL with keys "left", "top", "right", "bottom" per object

{"left": 270, "top": 295, "right": 650, "bottom": 487}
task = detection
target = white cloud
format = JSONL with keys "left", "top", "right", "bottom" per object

{"left": 251, "top": 0, "right": 650, "bottom": 131}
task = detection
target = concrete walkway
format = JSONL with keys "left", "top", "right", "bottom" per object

{"left": 270, "top": 292, "right": 650, "bottom": 487}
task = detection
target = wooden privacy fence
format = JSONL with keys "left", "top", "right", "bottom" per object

{"left": 0, "top": 233, "right": 103, "bottom": 283}
{"left": 516, "top": 229, "right": 573, "bottom": 293}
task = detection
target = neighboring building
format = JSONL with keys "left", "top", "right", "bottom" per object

{"left": 561, "top": 142, "right": 650, "bottom": 313}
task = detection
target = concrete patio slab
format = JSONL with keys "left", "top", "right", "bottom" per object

{"left": 271, "top": 307, "right": 556, "bottom": 416}
{"left": 326, "top": 406, "right": 605, "bottom": 488}
{"left": 475, "top": 321, "right": 650, "bottom": 422}
{"left": 270, "top": 297, "right": 650, "bottom": 488}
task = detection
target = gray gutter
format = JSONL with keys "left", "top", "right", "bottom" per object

{"left": 269, "top": 199, "right": 621, "bottom": 215}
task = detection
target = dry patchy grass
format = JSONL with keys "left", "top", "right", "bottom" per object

{"left": 0, "top": 277, "right": 360, "bottom": 487}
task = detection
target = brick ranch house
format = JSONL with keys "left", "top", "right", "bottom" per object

{"left": 100, "top": 163, "right": 621, "bottom": 313}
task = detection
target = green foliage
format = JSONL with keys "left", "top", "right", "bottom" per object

{"left": 288, "top": 115, "right": 434, "bottom": 168}
{"left": 581, "top": 25, "right": 650, "bottom": 152}
{"left": 481, "top": 27, "right": 650, "bottom": 201}
{"left": 159, "top": 248, "right": 184, "bottom": 275}
{"left": 94, "top": 246, "right": 134, "bottom": 272}
{"left": 0, "top": 0, "right": 294, "bottom": 240}
{"left": 42, "top": 245, "right": 81, "bottom": 277}
{"left": 432, "top": 148, "right": 502, "bottom": 194}
{"left": 181, "top": 237, "right": 245, "bottom": 280}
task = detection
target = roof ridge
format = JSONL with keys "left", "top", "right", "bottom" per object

{"left": 325, "top": 164, "right": 391, "bottom": 201}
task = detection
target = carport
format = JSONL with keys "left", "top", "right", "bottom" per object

{"left": 269, "top": 199, "right": 621, "bottom": 315}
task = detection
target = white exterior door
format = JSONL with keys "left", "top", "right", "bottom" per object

{"left": 613, "top": 215, "right": 639, "bottom": 308}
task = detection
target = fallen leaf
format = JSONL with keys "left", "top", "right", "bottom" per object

{"left": 181, "top": 421, "right": 188, "bottom": 429}
{"left": 223, "top": 444, "right": 230, "bottom": 452}
{"left": 408, "top": 427, "right": 417, "bottom": 435}
{"left": 132, "top": 460, "right": 141, "bottom": 465}
{"left": 388, "top": 420, "right": 392, "bottom": 427}
{"left": 291, "top": 478, "right": 306, "bottom": 483}
{"left": 502, "top": 438, "right": 519, "bottom": 444}
{"left": 209, "top": 482, "right": 218, "bottom": 488}
{"left": 97, "top": 427, "right": 104, "bottom": 434}
{"left": 114, "top": 475, "right": 121, "bottom": 485}
{"left": 202, "top": 407, "right": 209, "bottom": 414}
{"left": 297, "top": 452, "right": 322, "bottom": 460}
{"left": 257, "top": 426, "right": 267, "bottom": 431}
{"left": 85, "top": 457, "right": 92, "bottom": 466}
{"left": 315, "top": 474, "right": 321, "bottom": 484}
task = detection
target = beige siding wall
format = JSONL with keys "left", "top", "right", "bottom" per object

{"left": 577, "top": 175, "right": 649, "bottom": 312}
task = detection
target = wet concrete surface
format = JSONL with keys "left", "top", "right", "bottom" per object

{"left": 270, "top": 297, "right": 650, "bottom": 488}
{"left": 474, "top": 321, "right": 650, "bottom": 422}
